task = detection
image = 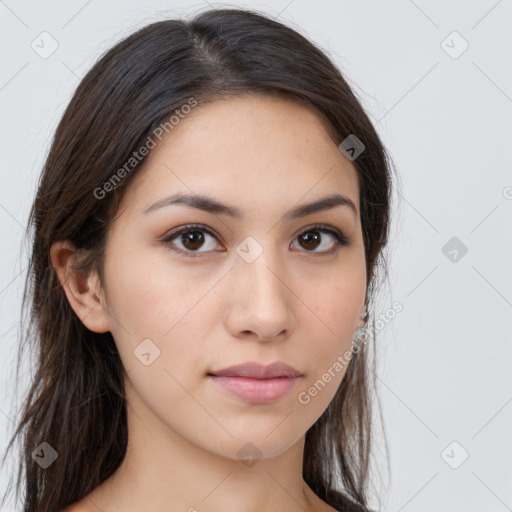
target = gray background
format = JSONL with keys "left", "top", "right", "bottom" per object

{"left": 1, "top": 1, "right": 511, "bottom": 511}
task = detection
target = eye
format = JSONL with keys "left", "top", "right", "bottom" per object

{"left": 292, "top": 224, "right": 349, "bottom": 255}
{"left": 161, "top": 224, "right": 222, "bottom": 257}
{"left": 161, "top": 223, "right": 349, "bottom": 258}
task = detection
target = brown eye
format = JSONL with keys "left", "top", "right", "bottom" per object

{"left": 180, "top": 230, "right": 205, "bottom": 251}
{"left": 298, "top": 230, "right": 322, "bottom": 251}
{"left": 161, "top": 223, "right": 348, "bottom": 258}
{"left": 162, "top": 225, "right": 221, "bottom": 257}
{"left": 293, "top": 225, "right": 349, "bottom": 254}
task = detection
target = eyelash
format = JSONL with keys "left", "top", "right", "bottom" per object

{"left": 160, "top": 223, "right": 349, "bottom": 258}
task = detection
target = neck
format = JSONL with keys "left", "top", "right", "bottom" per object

{"left": 84, "top": 379, "right": 322, "bottom": 512}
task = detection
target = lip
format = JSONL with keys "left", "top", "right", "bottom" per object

{"left": 207, "top": 362, "right": 303, "bottom": 405}
{"left": 208, "top": 361, "right": 302, "bottom": 379}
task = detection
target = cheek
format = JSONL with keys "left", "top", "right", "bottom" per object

{"left": 104, "top": 246, "right": 202, "bottom": 335}
{"left": 295, "top": 326, "right": 354, "bottom": 417}
{"left": 294, "top": 269, "right": 365, "bottom": 409}
{"left": 303, "top": 262, "right": 366, "bottom": 342}
{"left": 104, "top": 248, "right": 222, "bottom": 379}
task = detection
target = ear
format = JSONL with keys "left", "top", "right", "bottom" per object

{"left": 50, "top": 240, "right": 111, "bottom": 333}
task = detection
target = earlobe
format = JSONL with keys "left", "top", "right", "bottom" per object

{"left": 50, "top": 240, "right": 111, "bottom": 333}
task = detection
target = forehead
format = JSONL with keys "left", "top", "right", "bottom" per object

{"left": 117, "top": 94, "right": 360, "bottom": 218}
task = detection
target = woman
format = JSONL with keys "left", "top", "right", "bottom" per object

{"left": 2, "top": 7, "right": 395, "bottom": 512}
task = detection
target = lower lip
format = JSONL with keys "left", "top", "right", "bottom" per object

{"left": 208, "top": 375, "right": 301, "bottom": 404}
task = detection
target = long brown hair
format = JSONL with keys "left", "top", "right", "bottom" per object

{"left": 1, "top": 7, "right": 396, "bottom": 512}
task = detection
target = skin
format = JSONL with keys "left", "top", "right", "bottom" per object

{"left": 51, "top": 93, "right": 367, "bottom": 512}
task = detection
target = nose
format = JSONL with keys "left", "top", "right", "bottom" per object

{"left": 223, "top": 247, "right": 296, "bottom": 343}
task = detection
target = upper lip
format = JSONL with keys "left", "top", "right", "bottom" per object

{"left": 208, "top": 362, "right": 302, "bottom": 379}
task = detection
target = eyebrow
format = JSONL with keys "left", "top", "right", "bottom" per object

{"left": 142, "top": 192, "right": 357, "bottom": 220}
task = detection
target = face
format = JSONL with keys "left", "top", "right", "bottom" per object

{"left": 97, "top": 94, "right": 366, "bottom": 461}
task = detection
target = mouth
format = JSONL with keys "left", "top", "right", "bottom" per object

{"left": 207, "top": 361, "right": 303, "bottom": 405}
{"left": 207, "top": 375, "right": 302, "bottom": 404}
